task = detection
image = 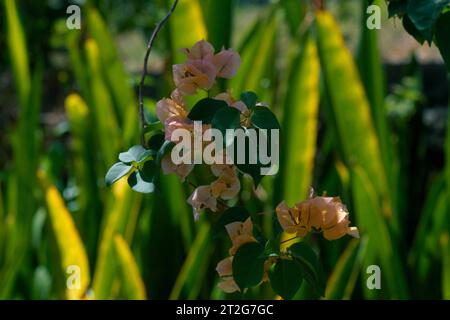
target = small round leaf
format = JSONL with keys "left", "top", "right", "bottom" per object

{"left": 105, "top": 162, "right": 132, "bottom": 186}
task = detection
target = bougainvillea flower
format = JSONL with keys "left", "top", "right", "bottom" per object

{"left": 164, "top": 115, "right": 194, "bottom": 142}
{"left": 211, "top": 164, "right": 236, "bottom": 177}
{"left": 276, "top": 196, "right": 359, "bottom": 240}
{"left": 173, "top": 60, "right": 216, "bottom": 95}
{"left": 156, "top": 89, "right": 187, "bottom": 123}
{"left": 212, "top": 48, "right": 241, "bottom": 79}
{"left": 181, "top": 39, "right": 215, "bottom": 61}
{"left": 211, "top": 174, "right": 241, "bottom": 200}
{"left": 319, "top": 198, "right": 360, "bottom": 240}
{"left": 275, "top": 201, "right": 308, "bottom": 237}
{"left": 187, "top": 185, "right": 217, "bottom": 220}
{"left": 161, "top": 153, "right": 194, "bottom": 182}
{"left": 216, "top": 256, "right": 240, "bottom": 293}
{"left": 209, "top": 164, "right": 241, "bottom": 200}
{"left": 225, "top": 218, "right": 257, "bottom": 255}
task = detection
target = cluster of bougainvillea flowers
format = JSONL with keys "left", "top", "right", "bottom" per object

{"left": 156, "top": 40, "right": 249, "bottom": 220}
{"left": 106, "top": 40, "right": 359, "bottom": 299}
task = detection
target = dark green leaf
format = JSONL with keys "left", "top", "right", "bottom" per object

{"left": 407, "top": 0, "right": 450, "bottom": 42}
{"left": 105, "top": 162, "right": 132, "bottom": 186}
{"left": 269, "top": 259, "right": 303, "bottom": 300}
{"left": 211, "top": 106, "right": 241, "bottom": 146}
{"left": 140, "top": 160, "right": 158, "bottom": 181}
{"left": 232, "top": 242, "right": 266, "bottom": 290}
{"left": 156, "top": 140, "right": 175, "bottom": 164}
{"left": 403, "top": 14, "right": 426, "bottom": 44}
{"left": 288, "top": 242, "right": 325, "bottom": 296}
{"left": 251, "top": 106, "right": 280, "bottom": 130}
{"left": 240, "top": 91, "right": 258, "bottom": 109}
{"left": 236, "top": 162, "right": 263, "bottom": 186}
{"left": 388, "top": 0, "right": 408, "bottom": 17}
{"left": 147, "top": 133, "right": 165, "bottom": 151}
{"left": 187, "top": 98, "right": 228, "bottom": 123}
{"left": 435, "top": 11, "right": 450, "bottom": 72}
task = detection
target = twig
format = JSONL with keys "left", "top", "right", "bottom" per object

{"left": 312, "top": 0, "right": 325, "bottom": 10}
{"left": 139, "top": 0, "right": 179, "bottom": 146}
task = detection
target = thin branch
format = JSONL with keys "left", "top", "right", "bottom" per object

{"left": 139, "top": 0, "right": 179, "bottom": 146}
{"left": 312, "top": 0, "right": 325, "bottom": 10}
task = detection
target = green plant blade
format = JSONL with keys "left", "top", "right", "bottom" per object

{"left": 200, "top": 0, "right": 234, "bottom": 49}
{"left": 325, "top": 238, "right": 367, "bottom": 299}
{"left": 278, "top": 33, "right": 319, "bottom": 205}
{"left": 169, "top": 223, "right": 211, "bottom": 299}
{"left": 169, "top": 0, "right": 208, "bottom": 64}
{"left": 114, "top": 234, "right": 147, "bottom": 300}
{"left": 351, "top": 166, "right": 408, "bottom": 298}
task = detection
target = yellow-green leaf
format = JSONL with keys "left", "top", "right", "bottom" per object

{"left": 279, "top": 33, "right": 319, "bottom": 205}
{"left": 316, "top": 11, "right": 391, "bottom": 217}
{"left": 39, "top": 171, "right": 90, "bottom": 300}
{"left": 169, "top": 0, "right": 207, "bottom": 63}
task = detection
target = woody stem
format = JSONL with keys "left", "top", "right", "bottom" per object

{"left": 139, "top": 0, "right": 179, "bottom": 146}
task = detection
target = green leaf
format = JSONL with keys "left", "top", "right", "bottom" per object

{"left": 113, "top": 234, "right": 147, "bottom": 300}
{"left": 407, "top": 0, "right": 450, "bottom": 42}
{"left": 269, "top": 259, "right": 303, "bottom": 300}
{"left": 86, "top": 7, "right": 139, "bottom": 145}
{"left": 325, "top": 238, "right": 366, "bottom": 299}
{"left": 105, "top": 162, "right": 132, "bottom": 186}
{"left": 435, "top": 11, "right": 450, "bottom": 73}
{"left": 85, "top": 39, "right": 121, "bottom": 166}
{"left": 127, "top": 171, "right": 155, "bottom": 194}
{"left": 388, "top": 0, "right": 408, "bottom": 17}
{"left": 200, "top": 0, "right": 234, "bottom": 49}
{"left": 213, "top": 207, "right": 249, "bottom": 239}
{"left": 5, "top": 0, "right": 30, "bottom": 108}
{"left": 232, "top": 242, "right": 266, "bottom": 290}
{"left": 280, "top": 0, "right": 307, "bottom": 36}
{"left": 119, "top": 145, "right": 153, "bottom": 163}
{"left": 188, "top": 98, "right": 228, "bottom": 123}
{"left": 442, "top": 233, "right": 450, "bottom": 300}
{"left": 156, "top": 140, "right": 175, "bottom": 164}
{"left": 351, "top": 166, "right": 409, "bottom": 298}
{"left": 240, "top": 91, "right": 258, "bottom": 109}
{"left": 288, "top": 242, "right": 325, "bottom": 296}
{"left": 147, "top": 132, "right": 165, "bottom": 151}
{"left": 230, "top": 9, "right": 277, "bottom": 103}
{"left": 169, "top": 223, "right": 211, "bottom": 299}
{"left": 211, "top": 106, "right": 241, "bottom": 146}
{"left": 250, "top": 106, "right": 280, "bottom": 130}
{"left": 403, "top": 14, "right": 426, "bottom": 44}
{"left": 127, "top": 161, "right": 157, "bottom": 194}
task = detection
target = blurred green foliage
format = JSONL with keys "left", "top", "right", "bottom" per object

{"left": 1, "top": 0, "right": 449, "bottom": 299}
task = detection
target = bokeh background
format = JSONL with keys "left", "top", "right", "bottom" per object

{"left": 1, "top": 0, "right": 449, "bottom": 299}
